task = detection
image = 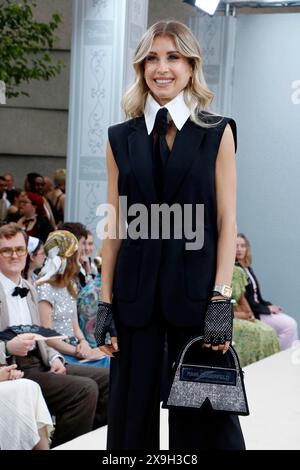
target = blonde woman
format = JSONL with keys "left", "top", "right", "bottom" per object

{"left": 236, "top": 233, "right": 298, "bottom": 350}
{"left": 95, "top": 20, "right": 245, "bottom": 450}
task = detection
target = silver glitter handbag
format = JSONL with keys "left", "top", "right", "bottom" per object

{"left": 163, "top": 335, "right": 249, "bottom": 416}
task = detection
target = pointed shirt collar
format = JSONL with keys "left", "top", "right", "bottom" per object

{"left": 144, "top": 91, "right": 191, "bottom": 135}
{"left": 0, "top": 271, "right": 22, "bottom": 294}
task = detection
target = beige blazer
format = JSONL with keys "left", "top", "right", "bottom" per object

{"left": 0, "top": 278, "right": 60, "bottom": 366}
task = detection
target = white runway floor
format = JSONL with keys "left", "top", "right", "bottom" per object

{"left": 55, "top": 346, "right": 300, "bottom": 450}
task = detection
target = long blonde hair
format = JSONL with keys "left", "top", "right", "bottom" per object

{"left": 237, "top": 233, "right": 252, "bottom": 268}
{"left": 122, "top": 20, "right": 217, "bottom": 128}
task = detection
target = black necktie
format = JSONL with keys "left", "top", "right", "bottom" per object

{"left": 153, "top": 108, "right": 170, "bottom": 200}
{"left": 12, "top": 286, "right": 29, "bottom": 298}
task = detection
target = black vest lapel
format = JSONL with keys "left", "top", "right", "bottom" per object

{"left": 128, "top": 118, "right": 158, "bottom": 205}
{"left": 163, "top": 119, "right": 206, "bottom": 204}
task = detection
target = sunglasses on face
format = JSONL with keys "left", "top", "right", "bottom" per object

{"left": 0, "top": 246, "right": 28, "bottom": 258}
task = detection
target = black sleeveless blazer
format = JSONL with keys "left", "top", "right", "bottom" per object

{"left": 108, "top": 114, "right": 237, "bottom": 328}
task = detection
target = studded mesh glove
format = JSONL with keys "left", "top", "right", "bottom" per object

{"left": 203, "top": 299, "right": 233, "bottom": 345}
{"left": 94, "top": 301, "right": 117, "bottom": 347}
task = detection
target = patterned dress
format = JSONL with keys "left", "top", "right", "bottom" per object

{"left": 77, "top": 273, "right": 101, "bottom": 348}
{"left": 232, "top": 266, "right": 280, "bottom": 367}
{"left": 36, "top": 282, "right": 109, "bottom": 368}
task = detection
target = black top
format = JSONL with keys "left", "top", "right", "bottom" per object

{"left": 235, "top": 262, "right": 271, "bottom": 319}
{"left": 109, "top": 114, "right": 237, "bottom": 328}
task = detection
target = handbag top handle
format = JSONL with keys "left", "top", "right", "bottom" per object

{"left": 178, "top": 335, "right": 240, "bottom": 372}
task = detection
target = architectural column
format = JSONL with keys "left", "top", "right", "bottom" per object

{"left": 188, "top": 14, "right": 237, "bottom": 116}
{"left": 65, "top": 0, "right": 148, "bottom": 245}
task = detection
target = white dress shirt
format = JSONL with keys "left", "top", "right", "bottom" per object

{"left": 0, "top": 271, "right": 32, "bottom": 326}
{"left": 144, "top": 91, "right": 191, "bottom": 135}
{"left": 0, "top": 271, "right": 64, "bottom": 364}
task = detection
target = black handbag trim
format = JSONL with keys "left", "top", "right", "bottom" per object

{"left": 180, "top": 364, "right": 237, "bottom": 386}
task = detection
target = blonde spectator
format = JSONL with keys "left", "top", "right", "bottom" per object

{"left": 236, "top": 233, "right": 298, "bottom": 350}
{"left": 232, "top": 265, "right": 280, "bottom": 367}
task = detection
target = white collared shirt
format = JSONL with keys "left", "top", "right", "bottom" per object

{"left": 0, "top": 271, "right": 32, "bottom": 326}
{"left": 2, "top": 193, "right": 11, "bottom": 208}
{"left": 144, "top": 91, "right": 191, "bottom": 135}
{"left": 0, "top": 271, "right": 64, "bottom": 365}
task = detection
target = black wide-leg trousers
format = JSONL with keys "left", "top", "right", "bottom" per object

{"left": 107, "top": 298, "right": 246, "bottom": 450}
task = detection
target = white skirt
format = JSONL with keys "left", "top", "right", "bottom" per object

{"left": 0, "top": 378, "right": 54, "bottom": 450}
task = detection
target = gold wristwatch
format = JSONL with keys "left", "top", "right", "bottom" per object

{"left": 212, "top": 284, "right": 232, "bottom": 299}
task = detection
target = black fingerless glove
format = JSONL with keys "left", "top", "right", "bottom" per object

{"left": 94, "top": 301, "right": 117, "bottom": 347}
{"left": 203, "top": 299, "right": 233, "bottom": 345}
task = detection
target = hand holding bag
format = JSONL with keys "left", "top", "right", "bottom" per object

{"left": 163, "top": 335, "right": 249, "bottom": 416}
{"left": 94, "top": 301, "right": 117, "bottom": 347}
{"left": 203, "top": 298, "right": 233, "bottom": 345}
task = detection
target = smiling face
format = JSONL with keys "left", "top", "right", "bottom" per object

{"left": 143, "top": 34, "right": 192, "bottom": 106}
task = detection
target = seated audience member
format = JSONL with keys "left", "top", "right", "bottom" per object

{"left": 236, "top": 233, "right": 298, "bottom": 350}
{"left": 23, "top": 236, "right": 45, "bottom": 284}
{"left": 0, "top": 176, "right": 10, "bottom": 222}
{"left": 46, "top": 169, "right": 66, "bottom": 225}
{"left": 60, "top": 222, "right": 89, "bottom": 285}
{"left": 0, "top": 223, "right": 109, "bottom": 448}
{"left": 3, "top": 173, "right": 15, "bottom": 192}
{"left": 6, "top": 188, "right": 22, "bottom": 222}
{"left": 77, "top": 232, "right": 102, "bottom": 348}
{"left": 17, "top": 191, "right": 53, "bottom": 243}
{"left": 232, "top": 265, "right": 280, "bottom": 367}
{"left": 85, "top": 230, "right": 98, "bottom": 277}
{"left": 36, "top": 230, "right": 109, "bottom": 368}
{"left": 0, "top": 364, "right": 53, "bottom": 450}
{"left": 60, "top": 223, "right": 104, "bottom": 350}
{"left": 25, "top": 173, "right": 56, "bottom": 229}
{"left": 43, "top": 176, "right": 53, "bottom": 197}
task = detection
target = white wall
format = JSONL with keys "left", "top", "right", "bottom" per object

{"left": 232, "top": 13, "right": 300, "bottom": 322}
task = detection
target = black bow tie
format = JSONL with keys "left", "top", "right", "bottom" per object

{"left": 12, "top": 286, "right": 29, "bottom": 298}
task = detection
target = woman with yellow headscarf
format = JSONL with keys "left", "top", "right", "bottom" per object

{"left": 36, "top": 230, "right": 109, "bottom": 368}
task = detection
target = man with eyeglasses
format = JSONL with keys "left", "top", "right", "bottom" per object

{"left": 0, "top": 223, "right": 109, "bottom": 448}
